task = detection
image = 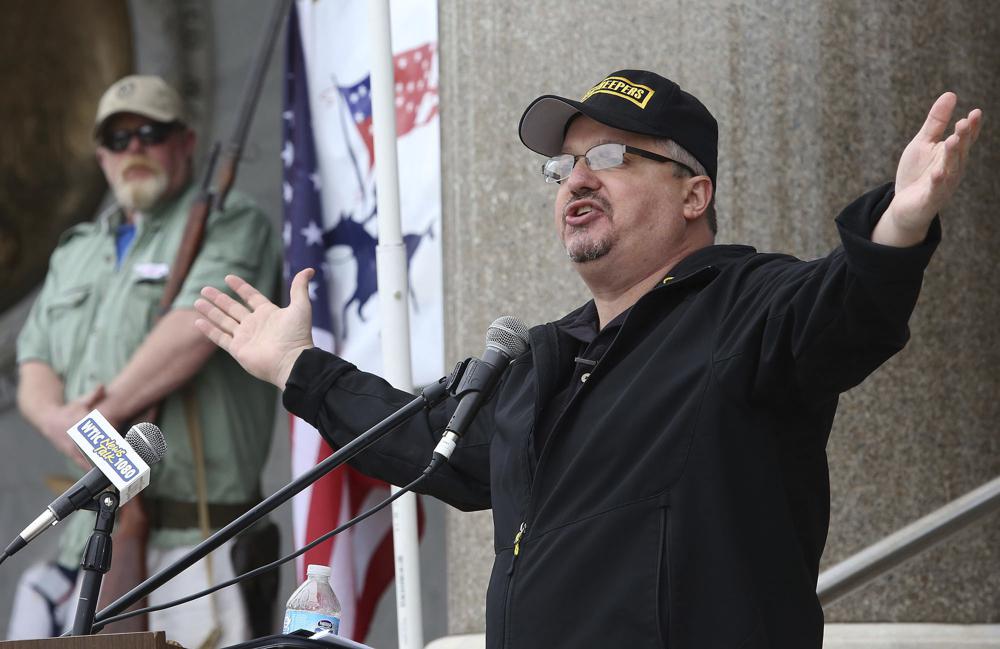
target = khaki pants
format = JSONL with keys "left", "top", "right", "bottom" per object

{"left": 6, "top": 562, "right": 77, "bottom": 640}
{"left": 7, "top": 543, "right": 251, "bottom": 646}
{"left": 147, "top": 539, "right": 250, "bottom": 649}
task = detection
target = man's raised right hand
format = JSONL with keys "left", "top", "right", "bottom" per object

{"left": 194, "top": 268, "right": 316, "bottom": 389}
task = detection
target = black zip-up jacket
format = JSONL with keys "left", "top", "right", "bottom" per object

{"left": 284, "top": 184, "right": 940, "bottom": 648}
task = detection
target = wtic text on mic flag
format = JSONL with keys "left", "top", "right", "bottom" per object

{"left": 66, "top": 410, "right": 151, "bottom": 504}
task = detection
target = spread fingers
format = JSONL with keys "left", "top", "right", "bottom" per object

{"left": 199, "top": 285, "right": 252, "bottom": 323}
{"left": 225, "top": 274, "right": 273, "bottom": 311}
{"left": 194, "top": 316, "right": 232, "bottom": 352}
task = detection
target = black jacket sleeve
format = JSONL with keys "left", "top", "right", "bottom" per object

{"left": 283, "top": 348, "right": 493, "bottom": 511}
{"left": 717, "top": 183, "right": 941, "bottom": 401}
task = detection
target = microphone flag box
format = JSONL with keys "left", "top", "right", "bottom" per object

{"left": 67, "top": 409, "right": 151, "bottom": 504}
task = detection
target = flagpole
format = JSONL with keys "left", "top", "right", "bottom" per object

{"left": 367, "top": 2, "right": 425, "bottom": 649}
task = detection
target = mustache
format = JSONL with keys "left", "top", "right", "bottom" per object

{"left": 117, "top": 155, "right": 164, "bottom": 181}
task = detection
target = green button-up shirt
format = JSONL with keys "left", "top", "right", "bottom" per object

{"left": 18, "top": 183, "right": 282, "bottom": 562}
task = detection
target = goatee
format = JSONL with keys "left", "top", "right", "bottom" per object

{"left": 566, "top": 238, "right": 613, "bottom": 263}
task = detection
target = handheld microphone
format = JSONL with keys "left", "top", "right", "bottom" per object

{"left": 1, "top": 412, "right": 166, "bottom": 564}
{"left": 432, "top": 316, "right": 529, "bottom": 465}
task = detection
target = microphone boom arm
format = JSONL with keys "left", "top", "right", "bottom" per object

{"left": 92, "top": 377, "right": 449, "bottom": 629}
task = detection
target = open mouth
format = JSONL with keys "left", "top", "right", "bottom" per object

{"left": 565, "top": 199, "right": 607, "bottom": 227}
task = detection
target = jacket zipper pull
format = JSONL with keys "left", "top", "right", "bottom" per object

{"left": 507, "top": 522, "right": 527, "bottom": 575}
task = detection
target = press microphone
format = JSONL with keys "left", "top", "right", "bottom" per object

{"left": 1, "top": 411, "right": 166, "bottom": 564}
{"left": 432, "top": 316, "right": 529, "bottom": 465}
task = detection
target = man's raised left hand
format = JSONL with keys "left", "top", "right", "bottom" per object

{"left": 873, "top": 92, "right": 983, "bottom": 247}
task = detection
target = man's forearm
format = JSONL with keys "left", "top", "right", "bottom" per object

{"left": 871, "top": 202, "right": 931, "bottom": 248}
{"left": 17, "top": 361, "right": 66, "bottom": 433}
{"left": 100, "top": 308, "right": 217, "bottom": 427}
{"left": 18, "top": 360, "right": 96, "bottom": 468}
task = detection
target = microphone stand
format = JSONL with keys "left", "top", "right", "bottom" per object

{"left": 91, "top": 376, "right": 451, "bottom": 632}
{"left": 72, "top": 491, "right": 119, "bottom": 635}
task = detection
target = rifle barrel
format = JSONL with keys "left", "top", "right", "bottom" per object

{"left": 218, "top": 0, "right": 293, "bottom": 208}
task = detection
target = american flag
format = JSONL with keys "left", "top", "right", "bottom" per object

{"left": 338, "top": 42, "right": 439, "bottom": 171}
{"left": 282, "top": 5, "right": 400, "bottom": 641}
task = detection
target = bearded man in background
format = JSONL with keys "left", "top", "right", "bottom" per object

{"left": 10, "top": 75, "right": 281, "bottom": 647}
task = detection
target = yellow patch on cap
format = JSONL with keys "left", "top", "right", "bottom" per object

{"left": 581, "top": 76, "right": 655, "bottom": 109}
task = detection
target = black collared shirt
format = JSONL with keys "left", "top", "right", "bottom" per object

{"left": 533, "top": 300, "right": 627, "bottom": 456}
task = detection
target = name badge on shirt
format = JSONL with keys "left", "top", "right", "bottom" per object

{"left": 133, "top": 262, "right": 170, "bottom": 282}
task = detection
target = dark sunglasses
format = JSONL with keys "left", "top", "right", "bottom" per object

{"left": 99, "top": 122, "right": 178, "bottom": 152}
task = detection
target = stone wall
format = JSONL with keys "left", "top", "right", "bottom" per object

{"left": 438, "top": 0, "right": 1000, "bottom": 633}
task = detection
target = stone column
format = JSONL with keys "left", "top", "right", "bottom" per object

{"left": 438, "top": 0, "right": 999, "bottom": 633}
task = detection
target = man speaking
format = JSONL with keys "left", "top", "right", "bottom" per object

{"left": 193, "top": 70, "right": 981, "bottom": 648}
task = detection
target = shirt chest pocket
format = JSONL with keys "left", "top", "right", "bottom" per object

{"left": 120, "top": 276, "right": 168, "bottom": 349}
{"left": 130, "top": 276, "right": 167, "bottom": 310}
{"left": 45, "top": 284, "right": 93, "bottom": 374}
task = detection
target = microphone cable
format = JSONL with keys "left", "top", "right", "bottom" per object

{"left": 93, "top": 468, "right": 434, "bottom": 630}
{"left": 93, "top": 317, "right": 529, "bottom": 631}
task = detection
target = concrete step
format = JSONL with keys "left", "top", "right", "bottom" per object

{"left": 824, "top": 624, "right": 1000, "bottom": 648}
{"left": 423, "top": 625, "right": 1000, "bottom": 649}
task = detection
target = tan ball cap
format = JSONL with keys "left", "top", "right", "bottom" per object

{"left": 94, "top": 75, "right": 185, "bottom": 135}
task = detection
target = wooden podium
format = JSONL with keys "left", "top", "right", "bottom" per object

{"left": 0, "top": 633, "right": 170, "bottom": 649}
{"left": 0, "top": 633, "right": 372, "bottom": 649}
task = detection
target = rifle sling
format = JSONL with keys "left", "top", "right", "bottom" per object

{"left": 183, "top": 385, "right": 223, "bottom": 649}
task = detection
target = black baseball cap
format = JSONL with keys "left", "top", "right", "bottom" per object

{"left": 518, "top": 69, "right": 718, "bottom": 185}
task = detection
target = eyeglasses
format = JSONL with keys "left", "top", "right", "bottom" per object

{"left": 99, "top": 122, "right": 178, "bottom": 152}
{"left": 541, "top": 142, "right": 696, "bottom": 184}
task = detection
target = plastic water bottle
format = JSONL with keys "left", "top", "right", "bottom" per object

{"left": 282, "top": 564, "right": 342, "bottom": 635}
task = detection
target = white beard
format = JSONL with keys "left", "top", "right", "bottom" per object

{"left": 110, "top": 160, "right": 169, "bottom": 212}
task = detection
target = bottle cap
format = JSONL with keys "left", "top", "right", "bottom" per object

{"left": 307, "top": 564, "right": 332, "bottom": 578}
